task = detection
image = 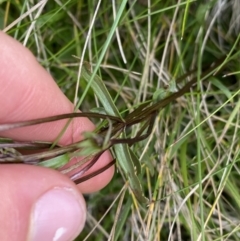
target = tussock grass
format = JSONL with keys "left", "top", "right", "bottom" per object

{"left": 1, "top": 0, "right": 240, "bottom": 240}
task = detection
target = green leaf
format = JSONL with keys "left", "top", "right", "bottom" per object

{"left": 38, "top": 153, "right": 70, "bottom": 169}
{"left": 129, "top": 148, "right": 141, "bottom": 175}
{"left": 114, "top": 137, "right": 148, "bottom": 203}
{"left": 81, "top": 64, "right": 148, "bottom": 203}
{"left": 211, "top": 77, "right": 233, "bottom": 104}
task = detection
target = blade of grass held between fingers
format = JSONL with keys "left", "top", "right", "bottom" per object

{"left": 81, "top": 63, "right": 149, "bottom": 203}
{"left": 80, "top": 58, "right": 225, "bottom": 203}
{"left": 0, "top": 58, "right": 225, "bottom": 202}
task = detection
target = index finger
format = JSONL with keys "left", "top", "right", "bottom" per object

{"left": 0, "top": 31, "right": 114, "bottom": 193}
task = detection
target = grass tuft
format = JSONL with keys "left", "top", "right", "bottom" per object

{"left": 1, "top": 0, "right": 240, "bottom": 240}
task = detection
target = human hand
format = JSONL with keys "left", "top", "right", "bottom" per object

{"left": 0, "top": 31, "right": 114, "bottom": 241}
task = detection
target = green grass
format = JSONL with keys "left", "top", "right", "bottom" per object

{"left": 1, "top": 0, "right": 240, "bottom": 240}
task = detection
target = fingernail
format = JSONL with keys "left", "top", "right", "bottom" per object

{"left": 28, "top": 188, "right": 86, "bottom": 241}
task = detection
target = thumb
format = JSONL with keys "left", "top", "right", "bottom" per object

{"left": 0, "top": 164, "right": 86, "bottom": 241}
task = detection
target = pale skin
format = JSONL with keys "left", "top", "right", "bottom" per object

{"left": 0, "top": 32, "right": 114, "bottom": 241}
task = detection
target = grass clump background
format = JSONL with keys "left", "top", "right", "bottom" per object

{"left": 1, "top": 0, "right": 240, "bottom": 240}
